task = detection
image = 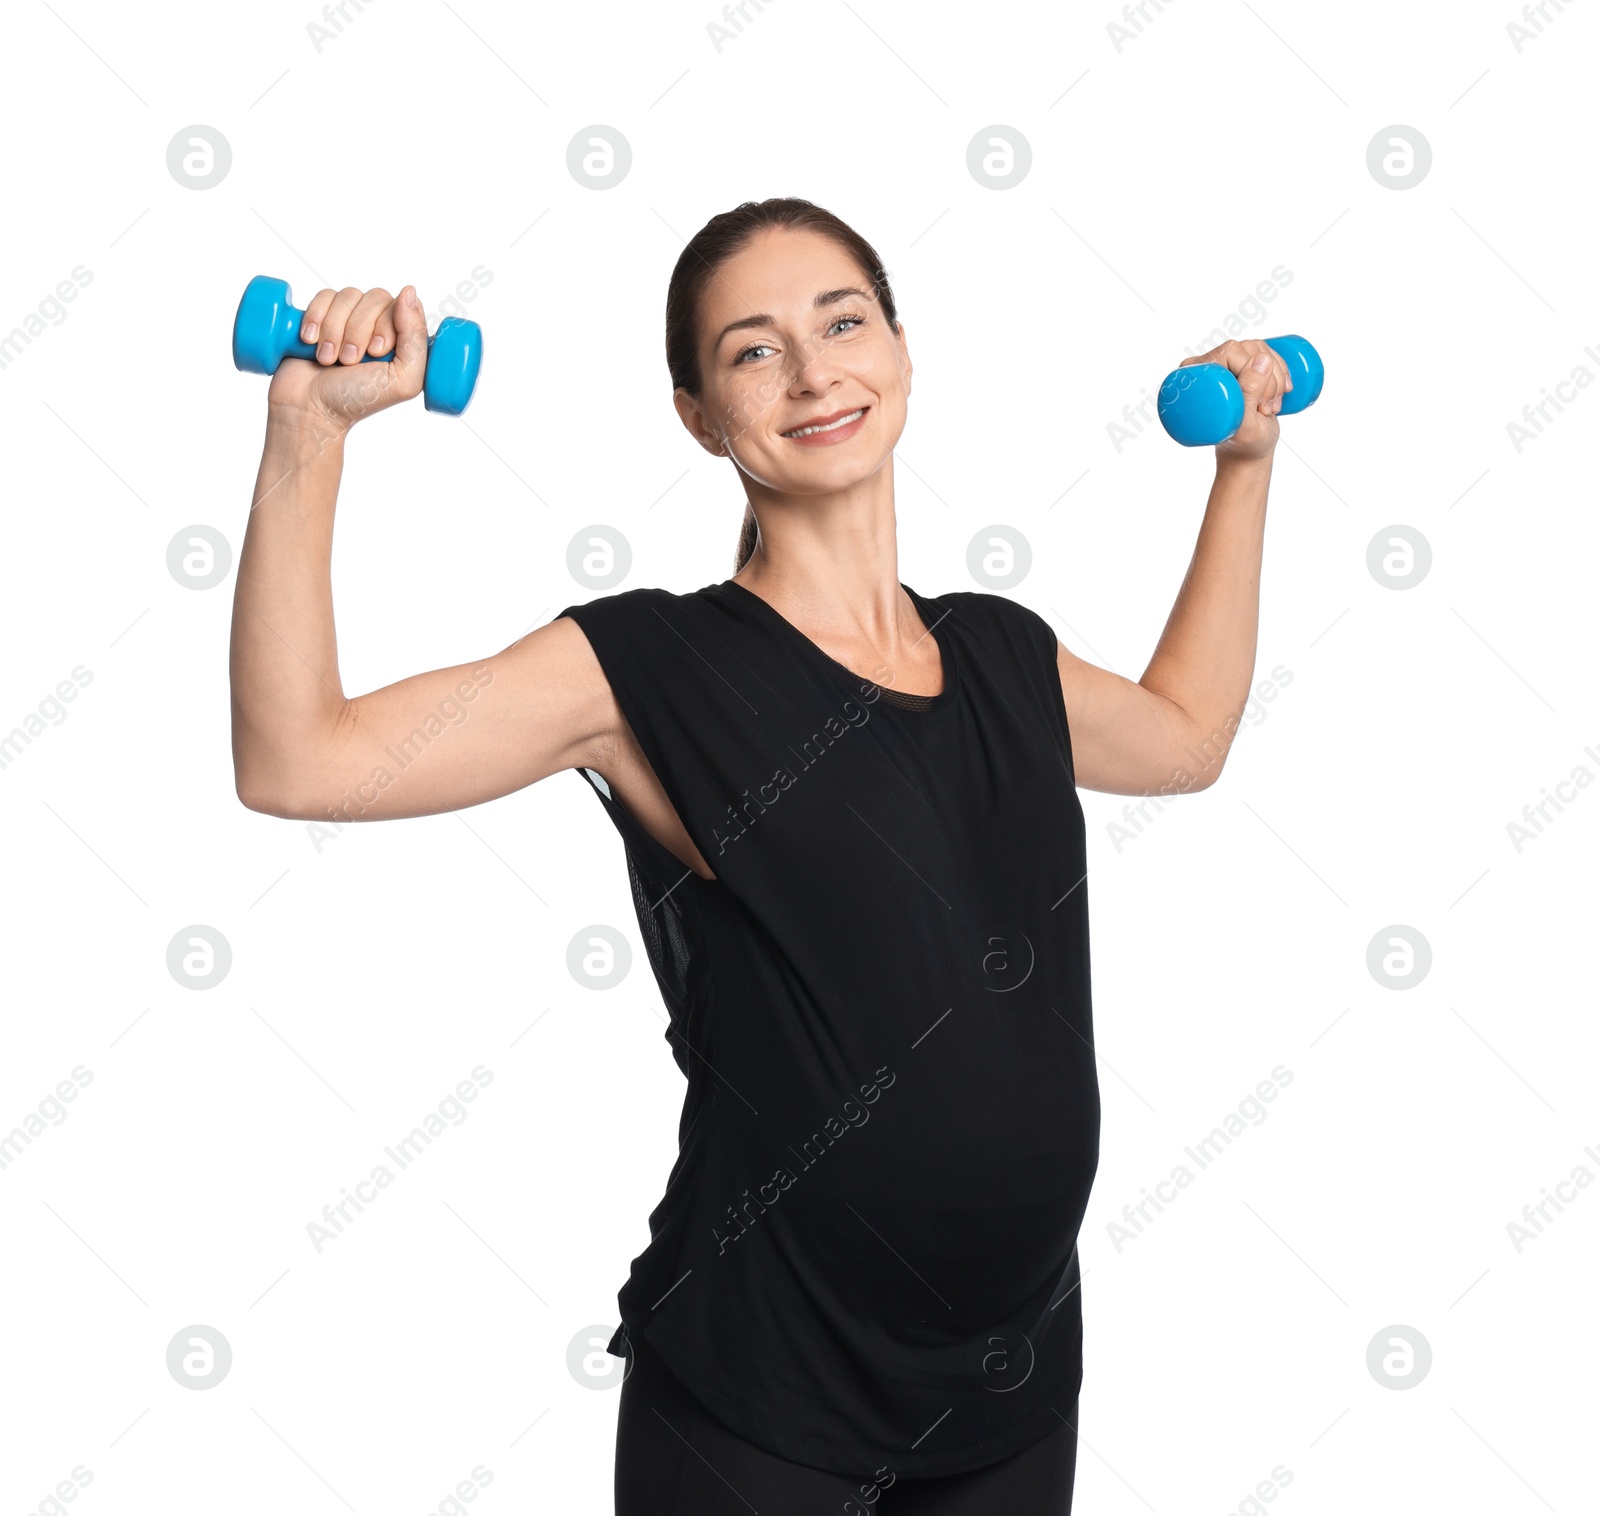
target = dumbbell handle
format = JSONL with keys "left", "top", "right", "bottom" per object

{"left": 244, "top": 285, "right": 404, "bottom": 368}
{"left": 1157, "top": 335, "right": 1323, "bottom": 447}
{"left": 267, "top": 301, "right": 456, "bottom": 368}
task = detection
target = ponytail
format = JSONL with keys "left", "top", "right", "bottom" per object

{"left": 733, "top": 503, "right": 758, "bottom": 572}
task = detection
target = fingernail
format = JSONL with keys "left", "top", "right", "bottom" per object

{"left": 1252, "top": 353, "right": 1271, "bottom": 373}
{"left": 369, "top": 333, "right": 386, "bottom": 355}
{"left": 341, "top": 343, "right": 359, "bottom": 364}
{"left": 302, "top": 321, "right": 319, "bottom": 343}
{"left": 317, "top": 341, "right": 335, "bottom": 363}
{"left": 404, "top": 286, "right": 418, "bottom": 309}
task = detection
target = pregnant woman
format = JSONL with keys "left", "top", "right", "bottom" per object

{"left": 230, "top": 197, "right": 1289, "bottom": 1514}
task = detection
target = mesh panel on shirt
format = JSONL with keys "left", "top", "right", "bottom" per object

{"left": 875, "top": 686, "right": 939, "bottom": 710}
{"left": 623, "top": 835, "right": 692, "bottom": 1011}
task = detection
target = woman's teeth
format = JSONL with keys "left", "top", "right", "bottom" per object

{"left": 783, "top": 408, "right": 864, "bottom": 438}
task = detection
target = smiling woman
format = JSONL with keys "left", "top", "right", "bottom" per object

{"left": 229, "top": 192, "right": 1290, "bottom": 1516}
{"left": 661, "top": 200, "right": 910, "bottom": 575}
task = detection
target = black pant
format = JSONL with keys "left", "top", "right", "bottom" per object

{"left": 615, "top": 1330, "right": 1078, "bottom": 1515}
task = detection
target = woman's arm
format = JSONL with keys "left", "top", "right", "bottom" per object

{"left": 1058, "top": 337, "right": 1289, "bottom": 797}
{"left": 229, "top": 284, "right": 617, "bottom": 821}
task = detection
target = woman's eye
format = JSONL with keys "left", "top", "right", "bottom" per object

{"left": 735, "top": 316, "right": 863, "bottom": 364}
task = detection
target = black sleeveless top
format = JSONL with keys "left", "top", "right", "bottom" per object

{"left": 556, "top": 580, "right": 1099, "bottom": 1479}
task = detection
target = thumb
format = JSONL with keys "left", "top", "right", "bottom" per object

{"left": 1235, "top": 346, "right": 1278, "bottom": 411}
{"left": 392, "top": 286, "right": 429, "bottom": 399}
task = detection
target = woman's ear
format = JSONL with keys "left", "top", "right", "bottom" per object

{"left": 895, "top": 320, "right": 912, "bottom": 397}
{"left": 673, "top": 387, "right": 727, "bottom": 457}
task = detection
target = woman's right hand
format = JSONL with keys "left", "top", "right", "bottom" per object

{"left": 266, "top": 284, "right": 428, "bottom": 432}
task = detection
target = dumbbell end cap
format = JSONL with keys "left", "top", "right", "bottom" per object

{"left": 424, "top": 317, "right": 483, "bottom": 416}
{"left": 1157, "top": 362, "right": 1246, "bottom": 447}
{"left": 233, "top": 275, "right": 295, "bottom": 375}
{"left": 1266, "top": 334, "right": 1324, "bottom": 416}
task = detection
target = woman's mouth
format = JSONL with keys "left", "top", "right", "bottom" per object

{"left": 780, "top": 406, "right": 869, "bottom": 445}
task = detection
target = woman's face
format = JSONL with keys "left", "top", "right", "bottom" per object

{"left": 676, "top": 226, "right": 912, "bottom": 494}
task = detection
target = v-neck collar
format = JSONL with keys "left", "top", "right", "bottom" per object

{"left": 715, "top": 579, "right": 960, "bottom": 713}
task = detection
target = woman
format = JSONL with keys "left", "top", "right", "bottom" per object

{"left": 231, "top": 197, "right": 1288, "bottom": 1514}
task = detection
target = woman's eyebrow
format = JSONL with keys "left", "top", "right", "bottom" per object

{"left": 714, "top": 288, "right": 871, "bottom": 347}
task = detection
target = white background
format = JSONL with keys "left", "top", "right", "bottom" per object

{"left": 2, "top": 1, "right": 1596, "bottom": 1512}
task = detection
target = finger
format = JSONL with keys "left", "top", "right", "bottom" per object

{"left": 1271, "top": 351, "right": 1291, "bottom": 413}
{"left": 341, "top": 288, "right": 392, "bottom": 362}
{"left": 367, "top": 294, "right": 398, "bottom": 358}
{"left": 389, "top": 286, "right": 428, "bottom": 401}
{"left": 1181, "top": 340, "right": 1242, "bottom": 369}
{"left": 1250, "top": 347, "right": 1282, "bottom": 412}
{"left": 316, "top": 287, "right": 363, "bottom": 365}
{"left": 1212, "top": 339, "right": 1266, "bottom": 380}
{"left": 299, "top": 288, "right": 337, "bottom": 345}
{"left": 1235, "top": 341, "right": 1281, "bottom": 412}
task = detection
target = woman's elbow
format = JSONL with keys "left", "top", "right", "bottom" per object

{"left": 236, "top": 774, "right": 292, "bottom": 816}
{"left": 234, "top": 763, "right": 320, "bottom": 819}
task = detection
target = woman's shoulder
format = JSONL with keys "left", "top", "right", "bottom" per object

{"left": 559, "top": 581, "right": 699, "bottom": 613}
{"left": 919, "top": 586, "right": 1055, "bottom": 647}
{"left": 555, "top": 583, "right": 745, "bottom": 690}
{"left": 557, "top": 581, "right": 724, "bottom": 630}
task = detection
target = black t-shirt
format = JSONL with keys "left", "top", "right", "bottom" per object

{"left": 556, "top": 579, "right": 1099, "bottom": 1479}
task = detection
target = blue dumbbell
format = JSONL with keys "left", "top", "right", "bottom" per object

{"left": 231, "top": 275, "right": 483, "bottom": 416}
{"left": 1157, "top": 335, "right": 1323, "bottom": 447}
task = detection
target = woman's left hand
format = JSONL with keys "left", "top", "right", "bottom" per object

{"left": 1178, "top": 338, "right": 1291, "bottom": 462}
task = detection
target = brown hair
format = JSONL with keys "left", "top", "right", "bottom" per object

{"left": 664, "top": 197, "right": 900, "bottom": 572}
